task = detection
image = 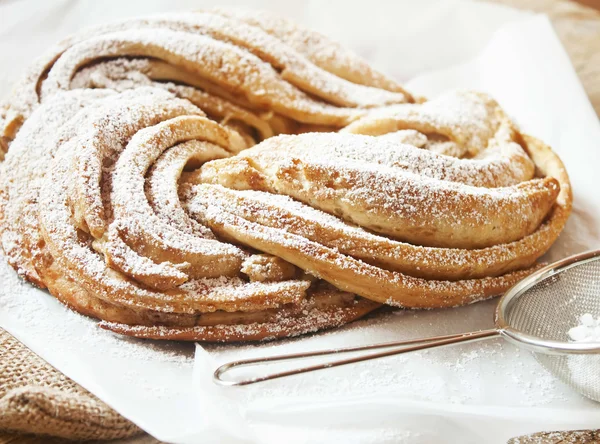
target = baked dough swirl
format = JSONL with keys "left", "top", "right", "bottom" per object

{"left": 190, "top": 91, "right": 571, "bottom": 308}
{"left": 0, "top": 9, "right": 570, "bottom": 341}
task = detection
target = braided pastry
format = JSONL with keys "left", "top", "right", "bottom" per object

{"left": 0, "top": 9, "right": 571, "bottom": 341}
{"left": 0, "top": 9, "right": 412, "bottom": 155}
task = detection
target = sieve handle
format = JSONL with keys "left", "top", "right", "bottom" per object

{"left": 213, "top": 328, "right": 499, "bottom": 386}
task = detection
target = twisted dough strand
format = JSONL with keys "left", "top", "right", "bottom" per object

{"left": 185, "top": 92, "right": 571, "bottom": 307}
{"left": 198, "top": 92, "right": 562, "bottom": 249}
{"left": 0, "top": 11, "right": 412, "bottom": 153}
{"left": 0, "top": 9, "right": 570, "bottom": 341}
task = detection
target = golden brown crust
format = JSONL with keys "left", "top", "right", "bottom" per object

{"left": 0, "top": 11, "right": 411, "bottom": 152}
{"left": 46, "top": 266, "right": 381, "bottom": 342}
{"left": 98, "top": 295, "right": 381, "bottom": 342}
{"left": 0, "top": 10, "right": 571, "bottom": 342}
{"left": 182, "top": 95, "right": 571, "bottom": 308}
{"left": 185, "top": 184, "right": 546, "bottom": 308}
{"left": 199, "top": 92, "right": 560, "bottom": 249}
{"left": 210, "top": 7, "right": 411, "bottom": 96}
{"left": 0, "top": 8, "right": 406, "bottom": 341}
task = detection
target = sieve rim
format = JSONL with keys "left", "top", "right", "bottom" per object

{"left": 495, "top": 249, "right": 600, "bottom": 355}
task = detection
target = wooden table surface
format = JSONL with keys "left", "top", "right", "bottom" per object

{"left": 1, "top": 1, "right": 599, "bottom": 443}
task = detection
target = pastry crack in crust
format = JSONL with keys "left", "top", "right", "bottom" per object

{"left": 0, "top": 9, "right": 570, "bottom": 341}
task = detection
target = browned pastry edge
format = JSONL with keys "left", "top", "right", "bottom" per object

{"left": 41, "top": 262, "right": 381, "bottom": 341}
{"left": 98, "top": 296, "right": 381, "bottom": 342}
{"left": 0, "top": 10, "right": 572, "bottom": 343}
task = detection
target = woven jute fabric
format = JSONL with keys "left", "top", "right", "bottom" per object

{"left": 0, "top": 1, "right": 598, "bottom": 443}
{"left": 508, "top": 430, "right": 600, "bottom": 443}
{"left": 0, "top": 329, "right": 142, "bottom": 441}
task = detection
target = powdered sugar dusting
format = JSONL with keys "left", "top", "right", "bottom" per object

{"left": 1, "top": 10, "right": 413, "bottom": 148}
{"left": 0, "top": 9, "right": 570, "bottom": 343}
{"left": 185, "top": 183, "right": 542, "bottom": 308}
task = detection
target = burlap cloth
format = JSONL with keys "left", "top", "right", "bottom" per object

{"left": 0, "top": 0, "right": 598, "bottom": 442}
{"left": 0, "top": 330, "right": 142, "bottom": 441}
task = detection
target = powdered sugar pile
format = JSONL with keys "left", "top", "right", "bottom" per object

{"left": 565, "top": 314, "right": 600, "bottom": 404}
{"left": 568, "top": 314, "right": 600, "bottom": 343}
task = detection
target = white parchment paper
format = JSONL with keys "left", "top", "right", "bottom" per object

{"left": 1, "top": 1, "right": 599, "bottom": 443}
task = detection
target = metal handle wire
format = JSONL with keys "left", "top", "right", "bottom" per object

{"left": 213, "top": 328, "right": 499, "bottom": 386}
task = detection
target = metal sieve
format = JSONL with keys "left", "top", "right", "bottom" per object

{"left": 214, "top": 250, "right": 600, "bottom": 402}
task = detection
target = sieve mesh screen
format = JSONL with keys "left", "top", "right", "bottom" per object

{"left": 504, "top": 257, "right": 600, "bottom": 401}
